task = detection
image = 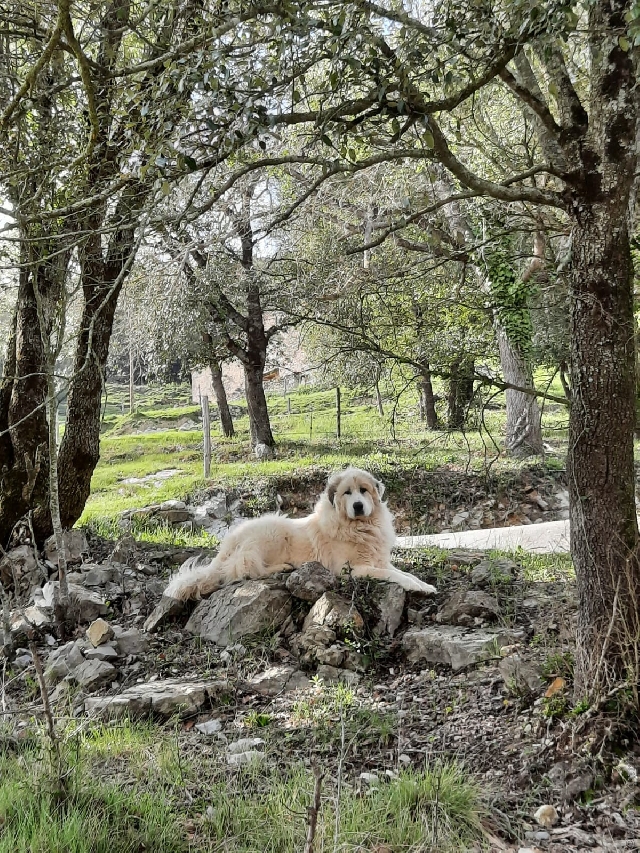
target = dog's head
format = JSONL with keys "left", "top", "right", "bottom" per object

{"left": 325, "top": 467, "right": 385, "bottom": 520}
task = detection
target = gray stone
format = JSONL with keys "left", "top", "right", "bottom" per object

{"left": 227, "top": 750, "right": 263, "bottom": 766}
{"left": 443, "top": 550, "right": 486, "bottom": 566}
{"left": 195, "top": 718, "right": 223, "bottom": 735}
{"left": 41, "top": 582, "right": 109, "bottom": 622}
{"left": 45, "top": 640, "right": 86, "bottom": 684}
{"left": 70, "top": 659, "right": 117, "bottom": 690}
{"left": 44, "top": 530, "right": 88, "bottom": 566}
{"left": 204, "top": 494, "right": 227, "bottom": 519}
{"left": 11, "top": 605, "right": 53, "bottom": 636}
{"left": 84, "top": 644, "right": 118, "bottom": 662}
{"left": 402, "top": 626, "right": 517, "bottom": 671}
{"left": 437, "top": 590, "right": 500, "bottom": 625}
{"left": 113, "top": 627, "right": 149, "bottom": 657}
{"left": 254, "top": 443, "right": 274, "bottom": 460}
{"left": 302, "top": 592, "right": 363, "bottom": 633}
{"left": 285, "top": 562, "right": 338, "bottom": 602}
{"left": 1, "top": 545, "right": 45, "bottom": 600}
{"left": 244, "top": 666, "right": 311, "bottom": 697}
{"left": 316, "top": 665, "right": 361, "bottom": 686}
{"left": 228, "top": 737, "right": 265, "bottom": 754}
{"left": 499, "top": 654, "right": 544, "bottom": 693}
{"left": 82, "top": 566, "right": 116, "bottom": 587}
{"left": 143, "top": 595, "right": 185, "bottom": 632}
{"left": 87, "top": 618, "right": 114, "bottom": 648}
{"left": 109, "top": 535, "right": 137, "bottom": 565}
{"left": 185, "top": 580, "right": 291, "bottom": 647}
{"left": 84, "top": 677, "right": 227, "bottom": 718}
{"left": 375, "top": 583, "right": 406, "bottom": 637}
{"left": 156, "top": 509, "right": 192, "bottom": 524}
{"left": 315, "top": 644, "right": 344, "bottom": 666}
{"left": 160, "top": 500, "right": 187, "bottom": 511}
{"left": 470, "top": 558, "right": 517, "bottom": 587}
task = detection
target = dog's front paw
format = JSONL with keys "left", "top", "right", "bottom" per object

{"left": 406, "top": 577, "right": 438, "bottom": 595}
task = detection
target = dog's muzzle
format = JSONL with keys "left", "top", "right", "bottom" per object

{"left": 353, "top": 501, "right": 365, "bottom": 516}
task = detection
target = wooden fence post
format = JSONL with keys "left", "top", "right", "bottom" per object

{"left": 309, "top": 412, "right": 313, "bottom": 441}
{"left": 202, "top": 395, "right": 211, "bottom": 478}
{"left": 287, "top": 397, "right": 291, "bottom": 415}
{"left": 336, "top": 387, "right": 341, "bottom": 439}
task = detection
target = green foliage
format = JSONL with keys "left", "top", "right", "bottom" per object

{"left": 486, "top": 245, "right": 535, "bottom": 359}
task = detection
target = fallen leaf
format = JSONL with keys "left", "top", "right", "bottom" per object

{"left": 545, "top": 677, "right": 566, "bottom": 698}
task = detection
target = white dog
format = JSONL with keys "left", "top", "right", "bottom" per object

{"left": 164, "top": 467, "right": 437, "bottom": 600}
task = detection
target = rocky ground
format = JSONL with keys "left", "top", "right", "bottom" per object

{"left": 0, "top": 526, "right": 638, "bottom": 852}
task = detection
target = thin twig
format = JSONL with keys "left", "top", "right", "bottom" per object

{"left": 304, "top": 763, "right": 324, "bottom": 853}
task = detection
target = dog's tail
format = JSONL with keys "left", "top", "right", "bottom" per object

{"left": 164, "top": 555, "right": 225, "bottom": 601}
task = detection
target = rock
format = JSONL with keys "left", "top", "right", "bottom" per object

{"left": 443, "top": 550, "right": 486, "bottom": 566}
{"left": 70, "top": 660, "right": 117, "bottom": 690}
{"left": 470, "top": 558, "right": 517, "bottom": 587}
{"left": 178, "top": 420, "right": 198, "bottom": 431}
{"left": 109, "top": 535, "right": 137, "bottom": 565}
{"left": 437, "top": 590, "right": 500, "bottom": 625}
{"left": 195, "top": 719, "right": 223, "bottom": 735}
{"left": 185, "top": 580, "right": 291, "bottom": 647}
{"left": 44, "top": 530, "right": 88, "bottom": 566}
{"left": 564, "top": 771, "right": 594, "bottom": 799}
{"left": 86, "top": 618, "right": 114, "bottom": 648}
{"left": 228, "top": 738, "right": 265, "bottom": 754}
{"left": 285, "top": 562, "right": 338, "bottom": 602}
{"left": 112, "top": 627, "right": 149, "bottom": 657}
{"left": 359, "top": 773, "right": 380, "bottom": 786}
{"left": 160, "top": 500, "right": 187, "bottom": 511}
{"left": 316, "top": 644, "right": 345, "bottom": 666}
{"left": 143, "top": 595, "right": 185, "bottom": 632}
{"left": 156, "top": 509, "right": 192, "bottom": 524}
{"left": 254, "top": 443, "right": 274, "bottom": 460}
{"left": 499, "top": 654, "right": 545, "bottom": 693}
{"left": 244, "top": 666, "right": 311, "bottom": 697}
{"left": 84, "top": 677, "right": 227, "bottom": 718}
{"left": 84, "top": 644, "right": 118, "bottom": 662}
{"left": 227, "top": 751, "right": 263, "bottom": 766}
{"left": 82, "top": 566, "right": 116, "bottom": 587}
{"left": 10, "top": 605, "right": 53, "bottom": 636}
{"left": 316, "top": 665, "right": 361, "bottom": 686}
{"left": 302, "top": 592, "right": 364, "bottom": 633}
{"left": 402, "top": 626, "right": 517, "bottom": 671}
{"left": 533, "top": 805, "right": 559, "bottom": 828}
{"left": 203, "top": 494, "right": 227, "bottom": 519}
{"left": 1, "top": 545, "right": 47, "bottom": 601}
{"left": 41, "top": 582, "right": 109, "bottom": 622}
{"left": 375, "top": 584, "right": 405, "bottom": 637}
{"left": 45, "top": 640, "right": 86, "bottom": 685}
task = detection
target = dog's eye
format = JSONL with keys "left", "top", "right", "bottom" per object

{"left": 345, "top": 489, "right": 351, "bottom": 495}
{"left": 360, "top": 487, "right": 367, "bottom": 494}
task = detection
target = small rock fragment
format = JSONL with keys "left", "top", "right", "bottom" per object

{"left": 86, "top": 618, "right": 115, "bottom": 648}
{"left": 533, "top": 804, "right": 558, "bottom": 828}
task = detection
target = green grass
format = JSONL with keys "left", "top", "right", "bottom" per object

{"left": 0, "top": 719, "right": 486, "bottom": 853}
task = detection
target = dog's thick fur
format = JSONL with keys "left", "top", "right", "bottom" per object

{"left": 164, "top": 467, "right": 437, "bottom": 600}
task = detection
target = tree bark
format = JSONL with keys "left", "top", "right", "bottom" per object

{"left": 419, "top": 364, "right": 438, "bottom": 429}
{"left": 0, "top": 266, "right": 50, "bottom": 546}
{"left": 447, "top": 356, "right": 474, "bottom": 430}
{"left": 244, "top": 358, "right": 274, "bottom": 447}
{"left": 495, "top": 322, "right": 544, "bottom": 457}
{"left": 210, "top": 361, "right": 234, "bottom": 437}
{"left": 569, "top": 206, "right": 640, "bottom": 701}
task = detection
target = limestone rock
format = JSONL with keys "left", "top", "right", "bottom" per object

{"left": 84, "top": 644, "right": 118, "bottom": 662}
{"left": 45, "top": 640, "right": 85, "bottom": 685}
{"left": 156, "top": 509, "right": 191, "bottom": 524}
{"left": 375, "top": 583, "right": 406, "bottom": 637}
{"left": 112, "top": 627, "right": 149, "bottom": 657}
{"left": 533, "top": 805, "right": 559, "bottom": 828}
{"left": 316, "top": 665, "right": 361, "bottom": 686}
{"left": 85, "top": 677, "right": 227, "bottom": 718}
{"left": 285, "top": 562, "right": 338, "bottom": 602}
{"left": 470, "top": 558, "right": 517, "bottom": 587}
{"left": 244, "top": 666, "right": 311, "bottom": 697}
{"left": 10, "top": 605, "right": 53, "bottom": 636}
{"left": 81, "top": 566, "right": 116, "bottom": 587}
{"left": 254, "top": 443, "right": 274, "bottom": 460}
{"left": 402, "top": 626, "right": 517, "bottom": 671}
{"left": 302, "top": 592, "right": 363, "bottom": 633}
{"left": 499, "top": 654, "right": 544, "bottom": 693}
{"left": 44, "top": 530, "right": 88, "bottom": 566}
{"left": 41, "top": 582, "right": 109, "bottom": 622}
{"left": 437, "top": 590, "right": 500, "bottom": 625}
{"left": 185, "top": 580, "right": 291, "bottom": 647}
{"left": 0, "top": 545, "right": 45, "bottom": 600}
{"left": 70, "top": 659, "right": 117, "bottom": 690}
{"left": 87, "top": 618, "right": 114, "bottom": 648}
{"left": 143, "top": 595, "right": 185, "bottom": 632}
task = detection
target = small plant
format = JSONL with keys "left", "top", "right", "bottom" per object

{"left": 245, "top": 712, "right": 273, "bottom": 728}
{"left": 542, "top": 694, "right": 570, "bottom": 719}
{"left": 541, "top": 650, "right": 574, "bottom": 680}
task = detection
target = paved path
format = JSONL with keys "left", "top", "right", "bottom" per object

{"left": 396, "top": 519, "right": 570, "bottom": 554}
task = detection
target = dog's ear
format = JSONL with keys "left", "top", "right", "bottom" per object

{"left": 326, "top": 472, "right": 341, "bottom": 505}
{"left": 375, "top": 479, "right": 385, "bottom": 498}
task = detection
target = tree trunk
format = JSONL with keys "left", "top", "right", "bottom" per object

{"left": 210, "top": 362, "right": 234, "bottom": 438}
{"left": 419, "top": 365, "right": 439, "bottom": 429}
{"left": 495, "top": 321, "right": 544, "bottom": 457}
{"left": 569, "top": 206, "right": 640, "bottom": 702}
{"left": 447, "top": 356, "right": 474, "bottom": 430}
{"left": 0, "top": 268, "right": 50, "bottom": 546}
{"left": 244, "top": 361, "right": 275, "bottom": 447}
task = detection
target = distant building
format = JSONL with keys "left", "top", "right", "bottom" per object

{"left": 191, "top": 327, "right": 312, "bottom": 403}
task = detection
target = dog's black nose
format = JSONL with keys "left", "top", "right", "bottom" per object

{"left": 353, "top": 501, "right": 364, "bottom": 515}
